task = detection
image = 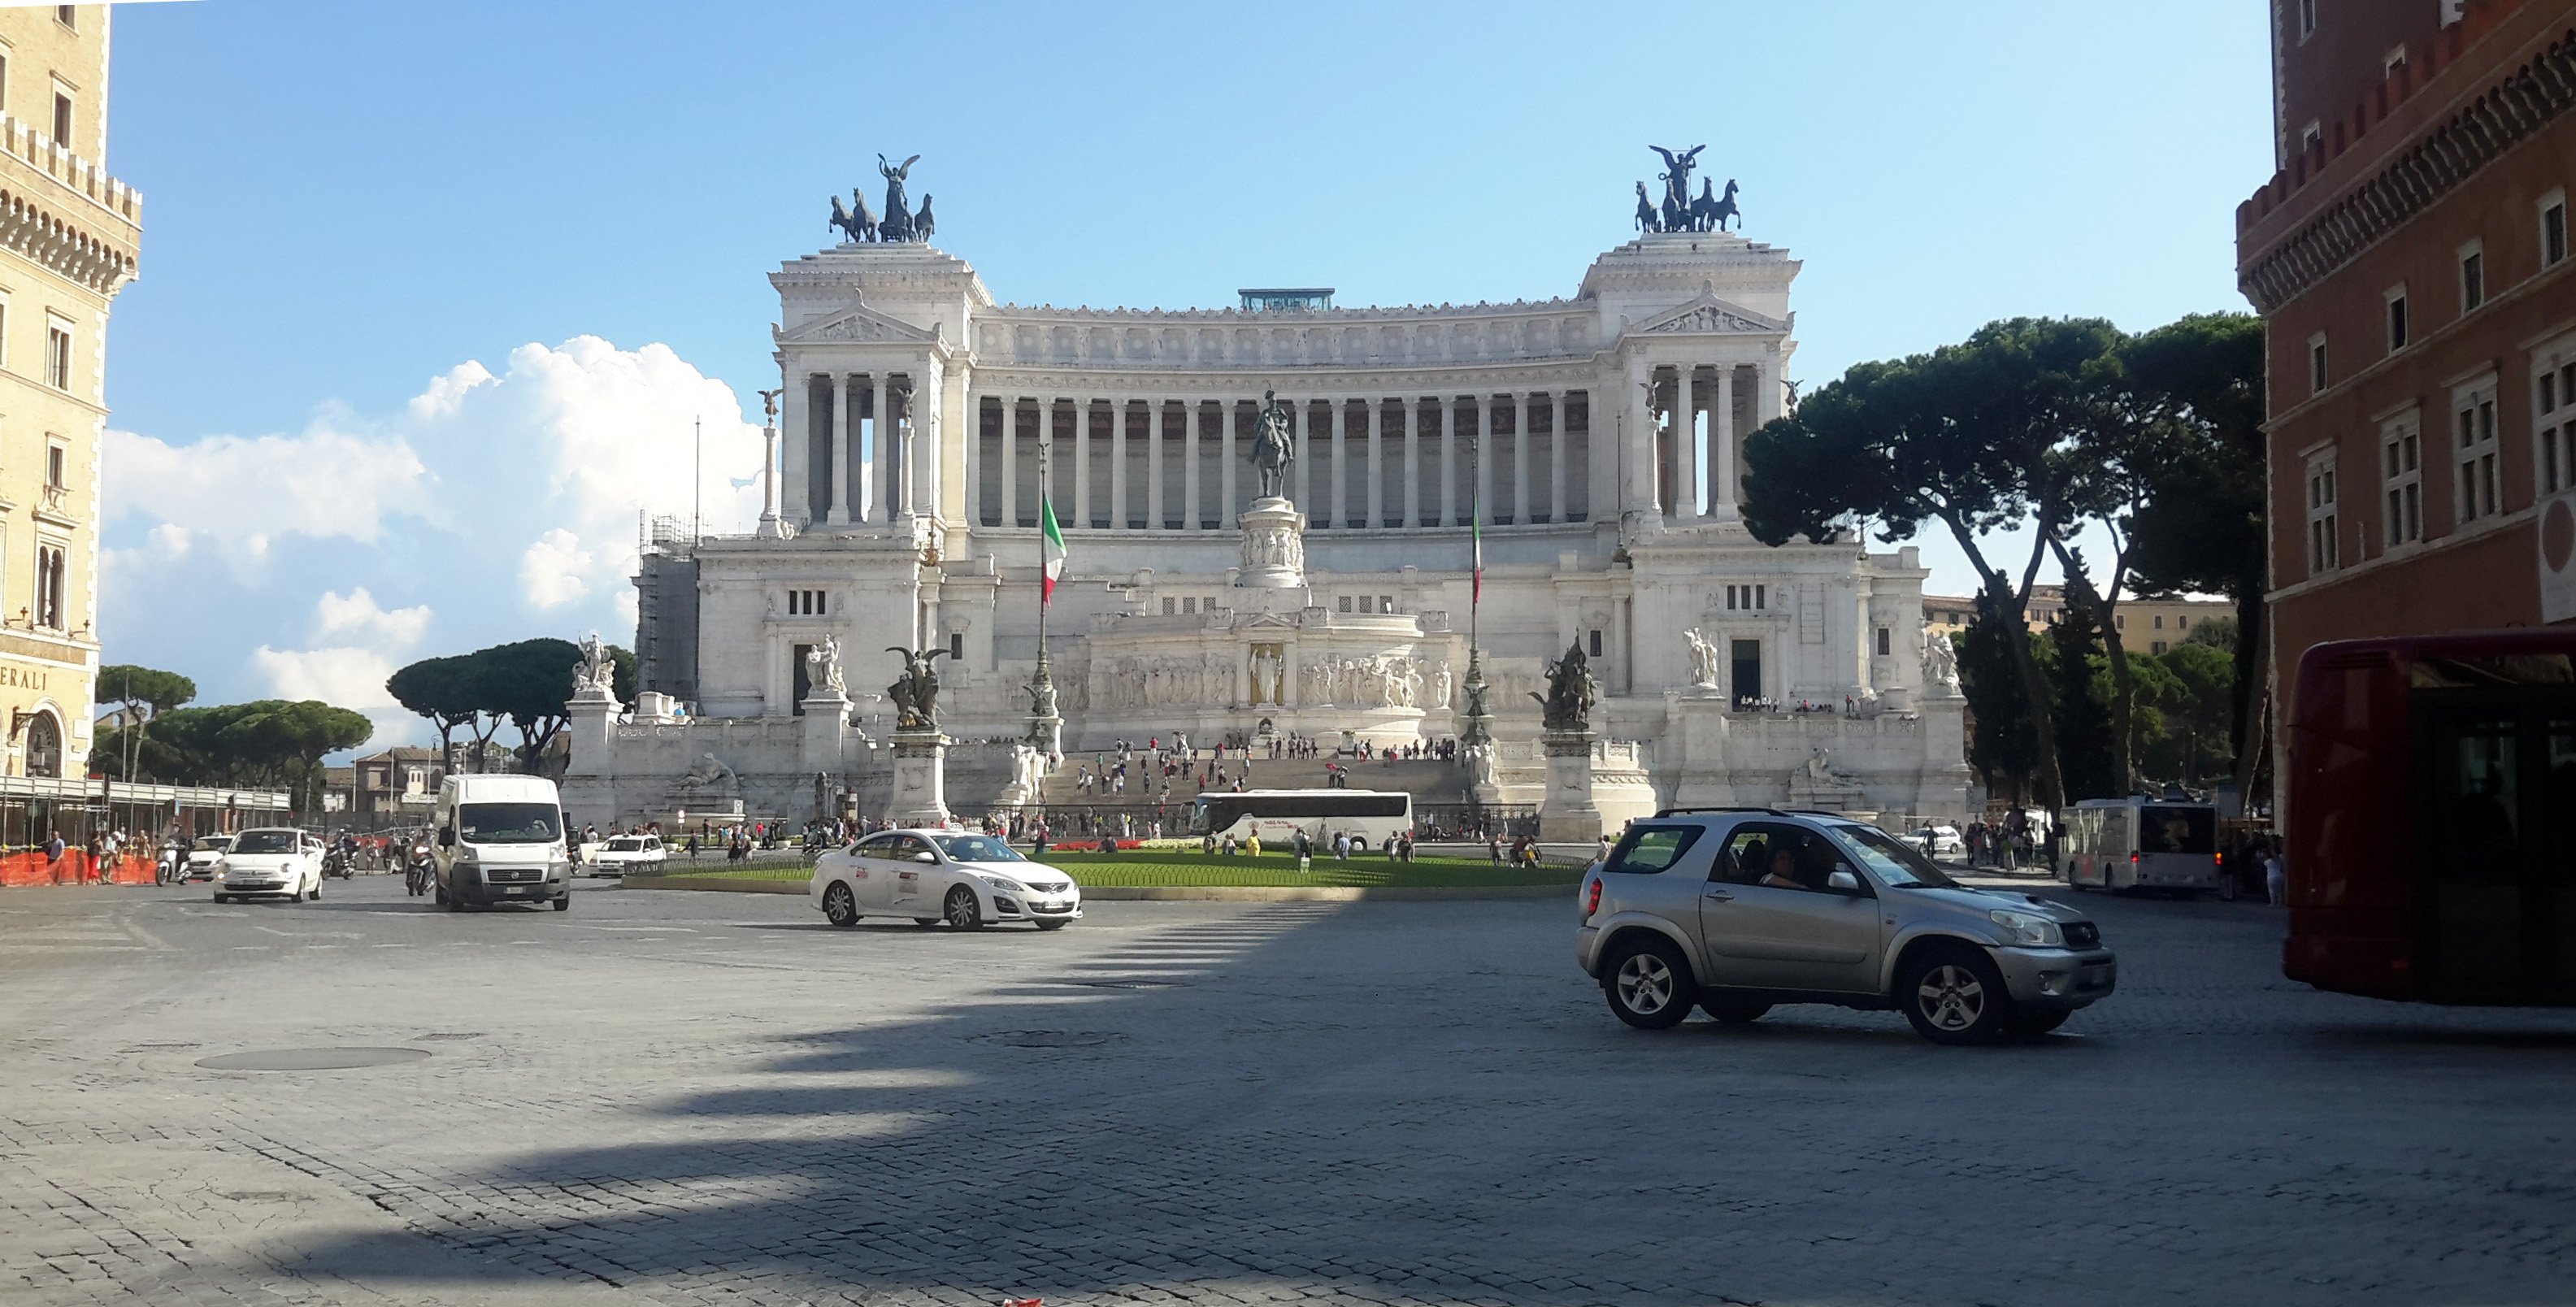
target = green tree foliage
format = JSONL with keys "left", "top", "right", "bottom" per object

{"left": 94, "top": 664, "right": 198, "bottom": 782}
{"left": 1957, "top": 603, "right": 2038, "bottom": 803}
{"left": 2117, "top": 314, "right": 2266, "bottom": 792}
{"left": 1745, "top": 316, "right": 2129, "bottom": 808}
{"left": 2047, "top": 606, "right": 2118, "bottom": 801}
{"left": 389, "top": 637, "right": 610, "bottom": 773}
{"left": 386, "top": 654, "right": 484, "bottom": 773}
{"left": 2131, "top": 641, "right": 2238, "bottom": 788}
{"left": 141, "top": 699, "right": 374, "bottom": 811}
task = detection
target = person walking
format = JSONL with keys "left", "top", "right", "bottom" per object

{"left": 2264, "top": 842, "right": 2287, "bottom": 906}
{"left": 1293, "top": 828, "right": 1313, "bottom": 875}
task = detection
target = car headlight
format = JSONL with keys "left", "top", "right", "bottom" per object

{"left": 978, "top": 875, "right": 1027, "bottom": 893}
{"left": 1989, "top": 908, "right": 2066, "bottom": 947}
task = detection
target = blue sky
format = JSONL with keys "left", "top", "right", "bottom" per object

{"left": 100, "top": 0, "right": 2272, "bottom": 748}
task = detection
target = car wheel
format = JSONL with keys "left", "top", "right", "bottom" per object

{"left": 1901, "top": 945, "right": 2013, "bottom": 1045}
{"left": 823, "top": 882, "right": 860, "bottom": 928}
{"left": 2011, "top": 1010, "right": 2070, "bottom": 1036}
{"left": 1034, "top": 918, "right": 1069, "bottom": 931}
{"left": 943, "top": 886, "right": 983, "bottom": 931}
{"left": 308, "top": 881, "right": 321, "bottom": 901}
{"left": 1699, "top": 997, "right": 1771, "bottom": 1023}
{"left": 1601, "top": 936, "right": 1694, "bottom": 1030}
{"left": 432, "top": 884, "right": 446, "bottom": 905}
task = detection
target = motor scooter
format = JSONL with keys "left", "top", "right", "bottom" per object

{"left": 324, "top": 848, "right": 355, "bottom": 879}
{"left": 404, "top": 840, "right": 435, "bottom": 897}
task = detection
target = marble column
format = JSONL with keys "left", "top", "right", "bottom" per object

{"left": 1677, "top": 363, "right": 1699, "bottom": 520}
{"left": 1403, "top": 398, "right": 1422, "bottom": 528}
{"left": 1113, "top": 397, "right": 1132, "bottom": 528}
{"left": 1221, "top": 399, "right": 1238, "bottom": 518}
{"left": 999, "top": 394, "right": 1017, "bottom": 528}
{"left": 867, "top": 376, "right": 890, "bottom": 523}
{"left": 1474, "top": 395, "right": 1494, "bottom": 528}
{"left": 1047, "top": 399, "right": 1066, "bottom": 525}
{"left": 1547, "top": 392, "right": 1565, "bottom": 524}
{"left": 916, "top": 367, "right": 941, "bottom": 519}
{"left": 1293, "top": 397, "right": 1312, "bottom": 510}
{"left": 1625, "top": 357, "right": 1654, "bottom": 520}
{"left": 1514, "top": 392, "right": 1532, "bottom": 526}
{"left": 1184, "top": 399, "right": 1202, "bottom": 530}
{"left": 1366, "top": 400, "right": 1385, "bottom": 528}
{"left": 1073, "top": 397, "right": 1093, "bottom": 529}
{"left": 1715, "top": 367, "right": 1737, "bottom": 516}
{"left": 1440, "top": 397, "right": 1459, "bottom": 526}
{"left": 1329, "top": 400, "right": 1347, "bottom": 528}
{"left": 828, "top": 375, "right": 851, "bottom": 525}
{"left": 1146, "top": 399, "right": 1165, "bottom": 531}
{"left": 782, "top": 373, "right": 810, "bottom": 524}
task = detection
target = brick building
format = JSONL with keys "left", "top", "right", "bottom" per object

{"left": 2238, "top": 2, "right": 2576, "bottom": 762}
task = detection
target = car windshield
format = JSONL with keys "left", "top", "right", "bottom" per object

{"left": 606, "top": 837, "right": 642, "bottom": 850}
{"left": 231, "top": 831, "right": 296, "bottom": 854}
{"left": 931, "top": 834, "right": 1022, "bottom": 863}
{"left": 458, "top": 803, "right": 562, "bottom": 845}
{"left": 193, "top": 836, "right": 232, "bottom": 852}
{"left": 1831, "top": 823, "right": 1957, "bottom": 888}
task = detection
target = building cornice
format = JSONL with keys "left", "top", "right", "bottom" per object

{"left": 2236, "top": 14, "right": 2576, "bottom": 315}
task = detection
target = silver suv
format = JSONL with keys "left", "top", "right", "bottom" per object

{"left": 1576, "top": 809, "right": 2117, "bottom": 1044}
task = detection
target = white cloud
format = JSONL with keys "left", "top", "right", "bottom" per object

{"left": 245, "top": 645, "right": 404, "bottom": 750}
{"left": 312, "top": 588, "right": 432, "bottom": 651}
{"left": 105, "top": 425, "right": 429, "bottom": 579}
{"left": 408, "top": 358, "right": 497, "bottom": 420}
{"left": 519, "top": 528, "right": 594, "bottom": 610}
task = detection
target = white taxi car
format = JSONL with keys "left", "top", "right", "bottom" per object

{"left": 213, "top": 827, "right": 324, "bottom": 903}
{"left": 588, "top": 833, "right": 667, "bottom": 877}
{"left": 811, "top": 829, "right": 1081, "bottom": 931}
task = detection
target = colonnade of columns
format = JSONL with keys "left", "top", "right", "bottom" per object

{"left": 1625, "top": 357, "right": 1784, "bottom": 523}
{"left": 783, "top": 370, "right": 923, "bottom": 526}
{"left": 969, "top": 391, "right": 1592, "bottom": 532}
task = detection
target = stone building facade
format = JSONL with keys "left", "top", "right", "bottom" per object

{"left": 2238, "top": 2, "right": 2576, "bottom": 779}
{"left": 0, "top": 5, "right": 139, "bottom": 780}
{"left": 571, "top": 219, "right": 1970, "bottom": 831}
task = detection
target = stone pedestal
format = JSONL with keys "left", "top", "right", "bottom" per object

{"left": 563, "top": 686, "right": 619, "bottom": 779}
{"left": 1236, "top": 497, "right": 1306, "bottom": 588}
{"left": 1538, "top": 729, "right": 1606, "bottom": 843}
{"left": 801, "top": 691, "right": 853, "bottom": 772}
{"left": 887, "top": 730, "right": 954, "bottom": 828}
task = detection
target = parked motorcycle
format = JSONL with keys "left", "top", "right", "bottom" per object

{"left": 404, "top": 841, "right": 435, "bottom": 897}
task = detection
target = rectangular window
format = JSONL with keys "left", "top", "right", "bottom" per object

{"left": 1755, "top": 584, "right": 1765, "bottom": 610}
{"left": 1379, "top": 594, "right": 1393, "bottom": 613}
{"left": 45, "top": 320, "right": 69, "bottom": 390}
{"left": 1335, "top": 595, "right": 1350, "bottom": 614}
{"left": 2114, "top": 614, "right": 2126, "bottom": 631}
{"left": 2456, "top": 381, "right": 2500, "bottom": 524}
{"left": 948, "top": 632, "right": 963, "bottom": 661}
{"left": 2309, "top": 333, "right": 2328, "bottom": 394}
{"left": 1183, "top": 596, "right": 1198, "bottom": 614}
{"left": 2178, "top": 615, "right": 2190, "bottom": 630}
{"left": 2387, "top": 287, "right": 2409, "bottom": 352}
{"left": 2305, "top": 449, "right": 2339, "bottom": 575}
{"left": 2301, "top": 121, "right": 2322, "bottom": 155}
{"left": 2536, "top": 350, "right": 2576, "bottom": 502}
{"left": 2544, "top": 193, "right": 2569, "bottom": 268}
{"left": 2383, "top": 414, "right": 2423, "bottom": 543}
{"left": 44, "top": 442, "right": 63, "bottom": 489}
{"left": 54, "top": 6, "right": 72, "bottom": 30}
{"left": 1588, "top": 628, "right": 1604, "bottom": 658}
{"left": 2152, "top": 641, "right": 2170, "bottom": 655}
{"left": 1874, "top": 627, "right": 1890, "bottom": 658}
{"left": 1160, "top": 597, "right": 1175, "bottom": 614}
{"left": 50, "top": 93, "right": 68, "bottom": 146}
{"left": 2460, "top": 242, "right": 2485, "bottom": 313}
{"left": 2154, "top": 614, "right": 2165, "bottom": 630}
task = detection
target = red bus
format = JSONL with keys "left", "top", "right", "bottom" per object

{"left": 2285, "top": 630, "right": 2576, "bottom": 1005}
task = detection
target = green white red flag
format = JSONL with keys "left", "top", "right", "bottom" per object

{"left": 1040, "top": 495, "right": 1067, "bottom": 604}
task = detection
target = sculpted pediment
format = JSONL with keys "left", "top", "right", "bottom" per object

{"left": 1630, "top": 293, "right": 1788, "bottom": 338}
{"left": 776, "top": 303, "right": 940, "bottom": 346}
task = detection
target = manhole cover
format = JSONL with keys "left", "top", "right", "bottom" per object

{"left": 195, "top": 1047, "right": 432, "bottom": 1071}
{"left": 982, "top": 1031, "right": 1123, "bottom": 1049}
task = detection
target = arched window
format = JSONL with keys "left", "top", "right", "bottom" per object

{"left": 24, "top": 710, "right": 60, "bottom": 778}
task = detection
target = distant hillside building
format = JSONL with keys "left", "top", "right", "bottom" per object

{"left": 1922, "top": 587, "right": 2235, "bottom": 653}
{"left": 0, "top": 6, "right": 141, "bottom": 779}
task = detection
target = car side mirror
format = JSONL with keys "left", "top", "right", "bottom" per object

{"left": 913, "top": 851, "right": 937, "bottom": 864}
{"left": 1827, "top": 869, "right": 1862, "bottom": 893}
{"left": 437, "top": 827, "right": 454, "bottom": 849}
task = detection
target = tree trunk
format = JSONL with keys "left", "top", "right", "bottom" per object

{"left": 1940, "top": 511, "right": 2065, "bottom": 811}
{"left": 2050, "top": 536, "right": 2138, "bottom": 794}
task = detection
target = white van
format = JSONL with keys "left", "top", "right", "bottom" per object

{"left": 432, "top": 774, "right": 573, "bottom": 911}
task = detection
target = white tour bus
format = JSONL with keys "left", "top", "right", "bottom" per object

{"left": 2061, "top": 797, "right": 2222, "bottom": 894}
{"left": 1188, "top": 789, "right": 1413, "bottom": 846}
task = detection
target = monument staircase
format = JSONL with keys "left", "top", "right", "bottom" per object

{"left": 1032, "top": 755, "right": 1475, "bottom": 808}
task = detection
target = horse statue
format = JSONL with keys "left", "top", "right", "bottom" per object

{"left": 1701, "top": 178, "right": 1740, "bottom": 233}
{"left": 1529, "top": 641, "right": 1599, "bottom": 733}
{"left": 877, "top": 153, "right": 919, "bottom": 242}
{"left": 1249, "top": 389, "right": 1296, "bottom": 500}
{"left": 828, "top": 189, "right": 877, "bottom": 243}
{"left": 912, "top": 193, "right": 935, "bottom": 243}
{"left": 1634, "top": 181, "right": 1659, "bottom": 235}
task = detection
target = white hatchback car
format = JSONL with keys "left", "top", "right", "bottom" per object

{"left": 811, "top": 829, "right": 1082, "bottom": 931}
{"left": 589, "top": 834, "right": 667, "bottom": 877}
{"left": 214, "top": 827, "right": 324, "bottom": 903}
{"left": 1905, "top": 825, "right": 1966, "bottom": 859}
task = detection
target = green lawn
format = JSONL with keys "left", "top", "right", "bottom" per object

{"left": 630, "top": 852, "right": 1578, "bottom": 890}
{"left": 627, "top": 865, "right": 809, "bottom": 883}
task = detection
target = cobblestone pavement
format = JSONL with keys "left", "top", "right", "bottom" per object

{"left": 3, "top": 875, "right": 2574, "bottom": 1306}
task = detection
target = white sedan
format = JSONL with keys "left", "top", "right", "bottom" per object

{"left": 1904, "top": 824, "right": 1967, "bottom": 859}
{"left": 811, "top": 829, "right": 1082, "bottom": 931}
{"left": 213, "top": 827, "right": 324, "bottom": 902}
{"left": 589, "top": 834, "right": 667, "bottom": 877}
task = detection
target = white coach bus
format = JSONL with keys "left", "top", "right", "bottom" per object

{"left": 2061, "top": 797, "right": 2222, "bottom": 895}
{"left": 1188, "top": 789, "right": 1413, "bottom": 846}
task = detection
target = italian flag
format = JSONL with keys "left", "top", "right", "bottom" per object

{"left": 1040, "top": 495, "right": 1067, "bottom": 605}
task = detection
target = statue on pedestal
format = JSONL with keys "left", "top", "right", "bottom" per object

{"left": 806, "top": 635, "right": 845, "bottom": 696}
{"left": 574, "top": 632, "right": 613, "bottom": 696}
{"left": 1921, "top": 619, "right": 1961, "bottom": 694}
{"left": 884, "top": 645, "right": 947, "bottom": 731}
{"left": 1249, "top": 388, "right": 1296, "bottom": 501}
{"left": 1532, "top": 642, "right": 1599, "bottom": 733}
{"left": 1683, "top": 628, "right": 1721, "bottom": 689}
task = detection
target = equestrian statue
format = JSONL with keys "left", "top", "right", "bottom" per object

{"left": 1249, "top": 389, "right": 1296, "bottom": 501}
